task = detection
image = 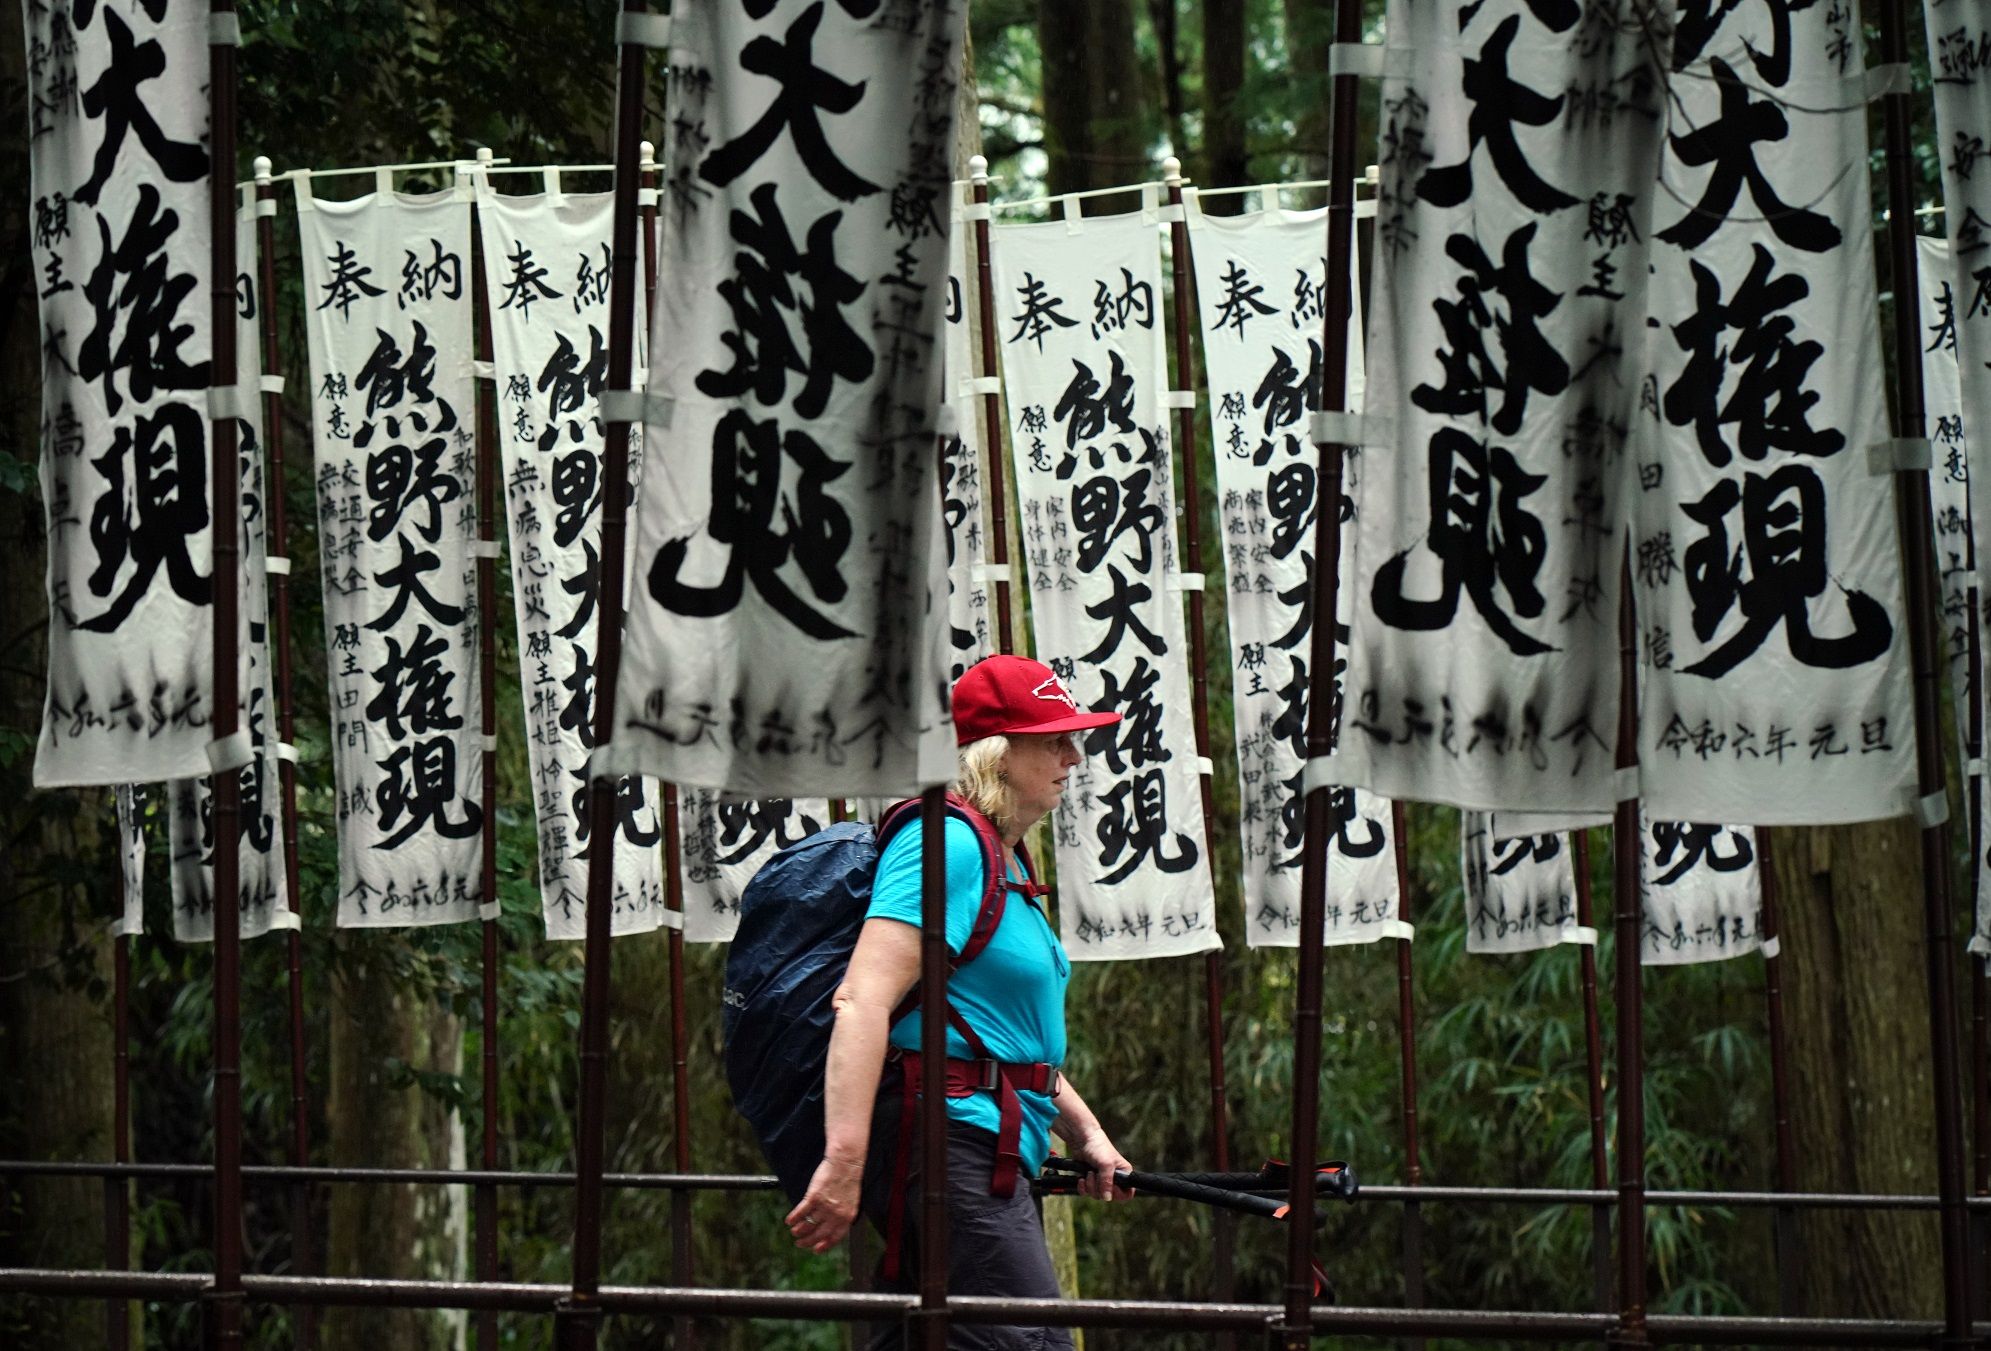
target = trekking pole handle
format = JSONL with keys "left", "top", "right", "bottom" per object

{"left": 1113, "top": 1167, "right": 1329, "bottom": 1226}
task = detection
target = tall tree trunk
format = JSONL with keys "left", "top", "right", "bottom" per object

{"left": 0, "top": 12, "right": 121, "bottom": 1347}
{"left": 1038, "top": 0, "right": 1151, "bottom": 206}
{"left": 1148, "top": 0, "right": 1187, "bottom": 160}
{"left": 1202, "top": 0, "right": 1249, "bottom": 210}
{"left": 322, "top": 939, "right": 467, "bottom": 1351}
{"left": 1283, "top": 0, "right": 1335, "bottom": 185}
{"left": 1769, "top": 821, "right": 1946, "bottom": 1319}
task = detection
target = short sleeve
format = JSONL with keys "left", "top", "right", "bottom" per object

{"left": 865, "top": 815, "right": 990, "bottom": 954}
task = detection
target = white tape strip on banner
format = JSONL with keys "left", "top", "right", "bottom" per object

{"left": 473, "top": 360, "right": 496, "bottom": 381}
{"left": 1565, "top": 926, "right": 1600, "bottom": 946}
{"left": 1759, "top": 935, "right": 1782, "bottom": 960}
{"left": 483, "top": 734, "right": 499, "bottom": 754}
{"left": 617, "top": 11, "right": 674, "bottom": 47}
{"left": 962, "top": 375, "right": 1002, "bottom": 396}
{"left": 1328, "top": 42, "right": 1386, "bottom": 77}
{"left": 208, "top": 12, "right": 242, "bottom": 44}
{"left": 1063, "top": 196, "right": 1084, "bottom": 235}
{"left": 1355, "top": 198, "right": 1378, "bottom": 220}
{"left": 263, "top": 556, "right": 292, "bottom": 577}
{"left": 637, "top": 187, "right": 660, "bottom": 207}
{"left": 291, "top": 176, "right": 317, "bottom": 215}
{"left": 598, "top": 388, "right": 673, "bottom": 427}
{"left": 1969, "top": 757, "right": 1986, "bottom": 778}
{"left": 276, "top": 741, "right": 300, "bottom": 764}
{"left": 1169, "top": 572, "right": 1207, "bottom": 592}
{"left": 1258, "top": 187, "right": 1280, "bottom": 215}
{"left": 1163, "top": 390, "right": 1197, "bottom": 409}
{"left": 1154, "top": 203, "right": 1185, "bottom": 224}
{"left": 111, "top": 915, "right": 143, "bottom": 939}
{"left": 1866, "top": 437, "right": 1933, "bottom": 475}
{"left": 972, "top": 563, "right": 1013, "bottom": 584}
{"left": 1195, "top": 756, "right": 1215, "bottom": 776}
{"left": 658, "top": 908, "right": 687, "bottom": 930}
{"left": 375, "top": 167, "right": 394, "bottom": 197}
{"left": 1913, "top": 789, "right": 1950, "bottom": 828}
{"left": 1376, "top": 920, "right": 1415, "bottom": 942}
{"left": 1860, "top": 62, "right": 1912, "bottom": 100}
{"left": 256, "top": 198, "right": 277, "bottom": 219}
{"left": 207, "top": 385, "right": 251, "bottom": 421}
{"left": 470, "top": 539, "right": 502, "bottom": 560}
{"left": 478, "top": 901, "right": 502, "bottom": 922}
{"left": 1614, "top": 764, "right": 1639, "bottom": 801}
{"left": 1970, "top": 933, "right": 1991, "bottom": 959}
{"left": 1300, "top": 755, "right": 1342, "bottom": 793}
{"left": 265, "top": 909, "right": 303, "bottom": 932}
{"left": 206, "top": 730, "right": 254, "bottom": 774}
{"left": 259, "top": 374, "right": 285, "bottom": 395}
{"left": 958, "top": 201, "right": 992, "bottom": 222}
{"left": 1310, "top": 410, "right": 1393, "bottom": 447}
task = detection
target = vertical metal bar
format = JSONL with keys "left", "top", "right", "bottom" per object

{"left": 205, "top": 6, "right": 245, "bottom": 1348}
{"left": 1281, "top": 0, "right": 1364, "bottom": 1331}
{"left": 1607, "top": 551, "right": 1647, "bottom": 1351}
{"left": 637, "top": 136, "right": 700, "bottom": 1351}
{"left": 107, "top": 931, "right": 130, "bottom": 1351}
{"left": 968, "top": 160, "right": 1015, "bottom": 656}
{"left": 467, "top": 142, "right": 503, "bottom": 1351}
{"left": 1570, "top": 831, "right": 1613, "bottom": 1314}
{"left": 916, "top": 786, "right": 951, "bottom": 1351}
{"left": 1754, "top": 830, "right": 1801, "bottom": 1317}
{"left": 1391, "top": 802, "right": 1425, "bottom": 1351}
{"left": 1158, "top": 156, "right": 1237, "bottom": 1327}
{"left": 1876, "top": 2, "right": 1978, "bottom": 1337}
{"left": 563, "top": 8, "right": 650, "bottom": 1347}
{"left": 251, "top": 151, "right": 316, "bottom": 1351}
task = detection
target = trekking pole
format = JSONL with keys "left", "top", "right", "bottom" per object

{"left": 1036, "top": 1160, "right": 1348, "bottom": 1224}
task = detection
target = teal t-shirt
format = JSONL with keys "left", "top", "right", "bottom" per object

{"left": 866, "top": 815, "right": 1070, "bottom": 1175}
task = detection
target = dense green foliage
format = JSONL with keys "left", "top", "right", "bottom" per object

{"left": 0, "top": 2, "right": 1960, "bottom": 1349}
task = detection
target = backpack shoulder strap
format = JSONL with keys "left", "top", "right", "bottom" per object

{"left": 873, "top": 794, "right": 1011, "bottom": 970}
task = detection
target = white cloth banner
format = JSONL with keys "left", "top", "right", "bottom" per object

{"left": 31, "top": 2, "right": 216, "bottom": 788}
{"left": 1919, "top": 236, "right": 1975, "bottom": 768}
{"left": 1462, "top": 813, "right": 1579, "bottom": 953}
{"left": 172, "top": 197, "right": 290, "bottom": 943}
{"left": 1492, "top": 809, "right": 1609, "bottom": 837}
{"left": 1639, "top": 818, "right": 1762, "bottom": 965}
{"left": 1185, "top": 202, "right": 1399, "bottom": 946}
{"left": 1342, "top": 0, "right": 1664, "bottom": 812}
{"left": 599, "top": 0, "right": 968, "bottom": 798}
{"left": 297, "top": 187, "right": 486, "bottom": 927}
{"left": 943, "top": 208, "right": 996, "bottom": 678}
{"left": 476, "top": 188, "right": 668, "bottom": 941}
{"left": 679, "top": 791, "right": 831, "bottom": 942}
{"left": 1635, "top": 8, "right": 1913, "bottom": 823}
{"left": 116, "top": 784, "right": 146, "bottom": 937}
{"left": 990, "top": 212, "right": 1219, "bottom": 959}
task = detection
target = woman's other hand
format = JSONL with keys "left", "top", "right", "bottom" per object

{"left": 786, "top": 1154, "right": 864, "bottom": 1252}
{"left": 1069, "top": 1130, "right": 1135, "bottom": 1202}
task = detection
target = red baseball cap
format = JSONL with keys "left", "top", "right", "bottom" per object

{"left": 951, "top": 655, "right": 1122, "bottom": 745}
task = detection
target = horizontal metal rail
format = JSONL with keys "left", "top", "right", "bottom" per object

{"left": 2, "top": 1268, "right": 1984, "bottom": 1345}
{"left": 6, "top": 1158, "right": 1987, "bottom": 1212}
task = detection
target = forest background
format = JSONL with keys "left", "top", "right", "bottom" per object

{"left": 0, "top": 2, "right": 1972, "bottom": 1349}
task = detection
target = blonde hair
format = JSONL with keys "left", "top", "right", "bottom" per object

{"left": 954, "top": 735, "right": 1017, "bottom": 835}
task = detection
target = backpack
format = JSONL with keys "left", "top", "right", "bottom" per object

{"left": 721, "top": 793, "right": 1050, "bottom": 1269}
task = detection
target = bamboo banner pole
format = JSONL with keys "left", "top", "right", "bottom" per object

{"left": 1391, "top": 802, "right": 1425, "bottom": 1350}
{"left": 1571, "top": 832, "right": 1613, "bottom": 1314}
{"left": 251, "top": 151, "right": 317, "bottom": 1351}
{"left": 968, "top": 157, "right": 1017, "bottom": 657}
{"left": 205, "top": 3, "right": 246, "bottom": 1347}
{"left": 1279, "top": 0, "right": 1364, "bottom": 1334}
{"left": 1157, "top": 155, "right": 1238, "bottom": 1328}
{"left": 467, "top": 142, "right": 505, "bottom": 1351}
{"left": 1608, "top": 552, "right": 1648, "bottom": 1351}
{"left": 561, "top": 5, "right": 652, "bottom": 1345}
{"left": 1965, "top": 497, "right": 1989, "bottom": 1319}
{"left": 107, "top": 925, "right": 130, "bottom": 1351}
{"left": 1874, "top": 0, "right": 1978, "bottom": 1336}
{"left": 1754, "top": 831, "right": 1801, "bottom": 1316}
{"left": 916, "top": 786, "right": 952, "bottom": 1351}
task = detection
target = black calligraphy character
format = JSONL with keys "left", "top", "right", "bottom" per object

{"left": 538, "top": 326, "right": 609, "bottom": 449}
{"left": 557, "top": 540, "right": 601, "bottom": 640}
{"left": 364, "top": 432, "right": 460, "bottom": 544}
{"left": 1252, "top": 341, "right": 1323, "bottom": 439}
{"left": 551, "top": 449, "right": 601, "bottom": 550}
{"left": 1071, "top": 470, "right": 1162, "bottom": 574}
{"left": 398, "top": 239, "right": 462, "bottom": 308}
{"left": 571, "top": 774, "right": 664, "bottom": 855}
{"left": 1090, "top": 268, "right": 1156, "bottom": 337}
{"left": 1267, "top": 462, "right": 1316, "bottom": 560}
{"left": 375, "top": 737, "right": 482, "bottom": 849}
{"left": 1655, "top": 60, "right": 1841, "bottom": 252}
{"left": 1372, "top": 428, "right": 1553, "bottom": 656}
{"left": 1650, "top": 820, "right": 1753, "bottom": 884}
{"left": 365, "top": 625, "right": 461, "bottom": 738}
{"left": 74, "top": 9, "right": 208, "bottom": 206}
{"left": 1673, "top": 0, "right": 1816, "bottom": 84}
{"left": 699, "top": 4, "right": 880, "bottom": 202}
{"left": 78, "top": 186, "right": 208, "bottom": 415}
{"left": 712, "top": 797, "right": 819, "bottom": 864}
{"left": 1080, "top": 564, "right": 1166, "bottom": 663}
{"left": 80, "top": 403, "right": 210, "bottom": 631}
{"left": 559, "top": 644, "right": 597, "bottom": 748}
{"left": 1213, "top": 258, "right": 1281, "bottom": 337}
{"left": 573, "top": 244, "right": 612, "bottom": 309}
{"left": 318, "top": 242, "right": 386, "bottom": 321}
{"left": 1664, "top": 245, "right": 1843, "bottom": 466}
{"left": 1928, "top": 279, "right": 1958, "bottom": 355}
{"left": 499, "top": 241, "right": 561, "bottom": 317}
{"left": 1095, "top": 768, "right": 1199, "bottom": 885}
{"left": 1010, "top": 272, "right": 1080, "bottom": 351}
{"left": 1491, "top": 833, "right": 1561, "bottom": 876}
{"left": 1412, "top": 225, "right": 1570, "bottom": 437}
{"left": 1680, "top": 465, "right": 1891, "bottom": 676}
{"left": 649, "top": 410, "right": 855, "bottom": 639}
{"left": 369, "top": 533, "right": 467, "bottom": 631}
{"left": 1085, "top": 657, "right": 1168, "bottom": 773}
{"left": 694, "top": 183, "right": 873, "bottom": 419}
{"left": 354, "top": 322, "right": 440, "bottom": 418}
{"left": 1322, "top": 786, "right": 1387, "bottom": 862}
{"left": 1417, "top": 17, "right": 1577, "bottom": 212}
{"left": 1052, "top": 353, "right": 1137, "bottom": 450}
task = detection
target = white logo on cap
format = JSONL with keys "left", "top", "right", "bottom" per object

{"left": 1033, "top": 675, "right": 1078, "bottom": 713}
